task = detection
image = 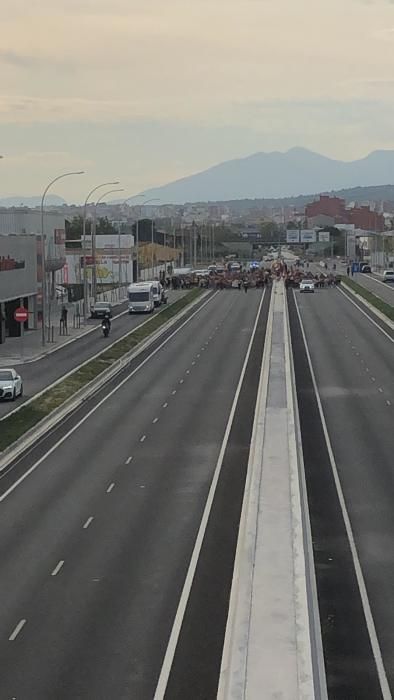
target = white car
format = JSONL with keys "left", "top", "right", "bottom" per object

{"left": 382, "top": 270, "right": 394, "bottom": 283}
{"left": 299, "top": 279, "right": 315, "bottom": 293}
{"left": 0, "top": 368, "right": 23, "bottom": 400}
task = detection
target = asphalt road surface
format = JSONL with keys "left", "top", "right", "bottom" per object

{"left": 0, "top": 287, "right": 269, "bottom": 700}
{"left": 309, "top": 260, "right": 394, "bottom": 306}
{"left": 0, "top": 291, "right": 186, "bottom": 420}
{"left": 354, "top": 272, "right": 394, "bottom": 306}
{"left": 289, "top": 283, "right": 393, "bottom": 699}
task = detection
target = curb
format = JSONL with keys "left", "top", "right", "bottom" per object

{"left": 0, "top": 290, "right": 210, "bottom": 469}
{"left": 285, "top": 289, "right": 328, "bottom": 700}
{"left": 0, "top": 292, "right": 190, "bottom": 424}
{"left": 2, "top": 296, "right": 130, "bottom": 366}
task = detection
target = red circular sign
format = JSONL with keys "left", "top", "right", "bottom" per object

{"left": 14, "top": 307, "right": 28, "bottom": 323}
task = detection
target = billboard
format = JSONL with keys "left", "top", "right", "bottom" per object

{"left": 300, "top": 230, "right": 317, "bottom": 243}
{"left": 318, "top": 231, "right": 330, "bottom": 243}
{"left": 286, "top": 230, "right": 300, "bottom": 243}
{"left": 0, "top": 234, "right": 37, "bottom": 302}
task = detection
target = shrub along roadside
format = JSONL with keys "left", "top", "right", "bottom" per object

{"left": 0, "top": 288, "right": 204, "bottom": 453}
{"left": 340, "top": 276, "right": 394, "bottom": 322}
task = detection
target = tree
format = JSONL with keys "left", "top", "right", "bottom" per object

{"left": 65, "top": 215, "right": 118, "bottom": 242}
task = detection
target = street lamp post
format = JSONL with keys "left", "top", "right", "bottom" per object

{"left": 92, "top": 188, "right": 124, "bottom": 302}
{"left": 120, "top": 194, "right": 145, "bottom": 282}
{"left": 82, "top": 181, "right": 120, "bottom": 322}
{"left": 138, "top": 198, "right": 160, "bottom": 274}
{"left": 40, "top": 170, "right": 84, "bottom": 346}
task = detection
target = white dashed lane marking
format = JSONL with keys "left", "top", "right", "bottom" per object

{"left": 152, "top": 417, "right": 159, "bottom": 424}
{"left": 163, "top": 402, "right": 168, "bottom": 408}
{"left": 9, "top": 620, "right": 26, "bottom": 641}
{"left": 140, "top": 435, "right": 147, "bottom": 443}
{"left": 83, "top": 517, "right": 94, "bottom": 529}
{"left": 51, "top": 560, "right": 64, "bottom": 577}
{"left": 107, "top": 482, "right": 115, "bottom": 493}
{"left": 125, "top": 456, "right": 133, "bottom": 464}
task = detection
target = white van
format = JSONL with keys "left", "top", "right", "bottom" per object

{"left": 128, "top": 283, "right": 155, "bottom": 314}
{"left": 137, "top": 280, "right": 163, "bottom": 307}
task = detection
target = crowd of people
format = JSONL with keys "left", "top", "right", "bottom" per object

{"left": 159, "top": 258, "right": 340, "bottom": 292}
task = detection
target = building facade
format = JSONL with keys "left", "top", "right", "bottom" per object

{"left": 0, "top": 233, "right": 38, "bottom": 343}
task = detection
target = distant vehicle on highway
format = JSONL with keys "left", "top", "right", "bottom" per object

{"left": 90, "top": 301, "right": 113, "bottom": 319}
{"left": 137, "top": 280, "right": 163, "bottom": 307}
{"left": 193, "top": 269, "right": 210, "bottom": 277}
{"left": 383, "top": 270, "right": 394, "bottom": 282}
{"left": 0, "top": 368, "right": 23, "bottom": 401}
{"left": 360, "top": 264, "right": 371, "bottom": 273}
{"left": 128, "top": 283, "right": 155, "bottom": 314}
{"left": 299, "top": 279, "right": 315, "bottom": 293}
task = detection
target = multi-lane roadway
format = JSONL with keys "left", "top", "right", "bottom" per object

{"left": 0, "top": 288, "right": 270, "bottom": 699}
{"left": 0, "top": 291, "right": 186, "bottom": 420}
{"left": 0, "top": 271, "right": 393, "bottom": 699}
{"left": 289, "top": 282, "right": 393, "bottom": 699}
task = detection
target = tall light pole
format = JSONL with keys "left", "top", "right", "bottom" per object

{"left": 139, "top": 198, "right": 160, "bottom": 273}
{"left": 82, "top": 181, "right": 120, "bottom": 321}
{"left": 121, "top": 194, "right": 145, "bottom": 281}
{"left": 92, "top": 188, "right": 124, "bottom": 302}
{"left": 41, "top": 170, "right": 84, "bottom": 345}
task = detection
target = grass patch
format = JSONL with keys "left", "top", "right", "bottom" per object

{"left": 0, "top": 288, "right": 204, "bottom": 452}
{"left": 340, "top": 276, "right": 394, "bottom": 322}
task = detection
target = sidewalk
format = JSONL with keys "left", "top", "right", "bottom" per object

{"left": 0, "top": 287, "right": 128, "bottom": 367}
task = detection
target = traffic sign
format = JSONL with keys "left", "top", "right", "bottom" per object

{"left": 14, "top": 307, "right": 28, "bottom": 323}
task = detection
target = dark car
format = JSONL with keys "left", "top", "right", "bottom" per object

{"left": 90, "top": 301, "right": 113, "bottom": 319}
{"left": 360, "top": 264, "right": 371, "bottom": 273}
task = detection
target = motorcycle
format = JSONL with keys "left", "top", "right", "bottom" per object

{"left": 101, "top": 321, "right": 110, "bottom": 338}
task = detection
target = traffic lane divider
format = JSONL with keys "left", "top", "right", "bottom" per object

{"left": 0, "top": 289, "right": 209, "bottom": 460}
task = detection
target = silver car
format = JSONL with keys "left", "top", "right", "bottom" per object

{"left": 0, "top": 368, "right": 23, "bottom": 401}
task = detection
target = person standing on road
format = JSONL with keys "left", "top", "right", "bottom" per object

{"left": 243, "top": 279, "right": 249, "bottom": 293}
{"left": 61, "top": 305, "right": 68, "bottom": 333}
{"left": 347, "top": 265, "right": 350, "bottom": 277}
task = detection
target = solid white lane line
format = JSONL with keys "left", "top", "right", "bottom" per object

{"left": 152, "top": 417, "right": 159, "bottom": 424}
{"left": 107, "top": 482, "right": 115, "bottom": 493}
{"left": 51, "top": 560, "right": 64, "bottom": 576}
{"left": 162, "top": 402, "right": 168, "bottom": 408}
{"left": 140, "top": 435, "right": 147, "bottom": 442}
{"left": 294, "top": 293, "right": 392, "bottom": 700}
{"left": 125, "top": 456, "right": 133, "bottom": 464}
{"left": 9, "top": 619, "right": 26, "bottom": 641}
{"left": 0, "top": 292, "right": 219, "bottom": 502}
{"left": 153, "top": 289, "right": 266, "bottom": 700}
{"left": 83, "top": 517, "right": 94, "bottom": 529}
{"left": 366, "top": 273, "right": 394, "bottom": 293}
{"left": 337, "top": 286, "right": 394, "bottom": 342}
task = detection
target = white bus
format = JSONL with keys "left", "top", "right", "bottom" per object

{"left": 128, "top": 283, "right": 155, "bottom": 314}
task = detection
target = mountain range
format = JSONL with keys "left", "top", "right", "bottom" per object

{"left": 0, "top": 194, "right": 66, "bottom": 208}
{"left": 141, "top": 147, "right": 394, "bottom": 204}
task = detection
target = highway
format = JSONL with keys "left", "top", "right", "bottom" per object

{"left": 354, "top": 271, "right": 394, "bottom": 306}
{"left": 0, "top": 291, "right": 186, "bottom": 420}
{"left": 288, "top": 284, "right": 393, "bottom": 699}
{"left": 309, "top": 259, "right": 394, "bottom": 306}
{"left": 0, "top": 287, "right": 269, "bottom": 700}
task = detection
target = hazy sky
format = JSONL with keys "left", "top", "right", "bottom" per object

{"left": 1, "top": 0, "right": 394, "bottom": 201}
